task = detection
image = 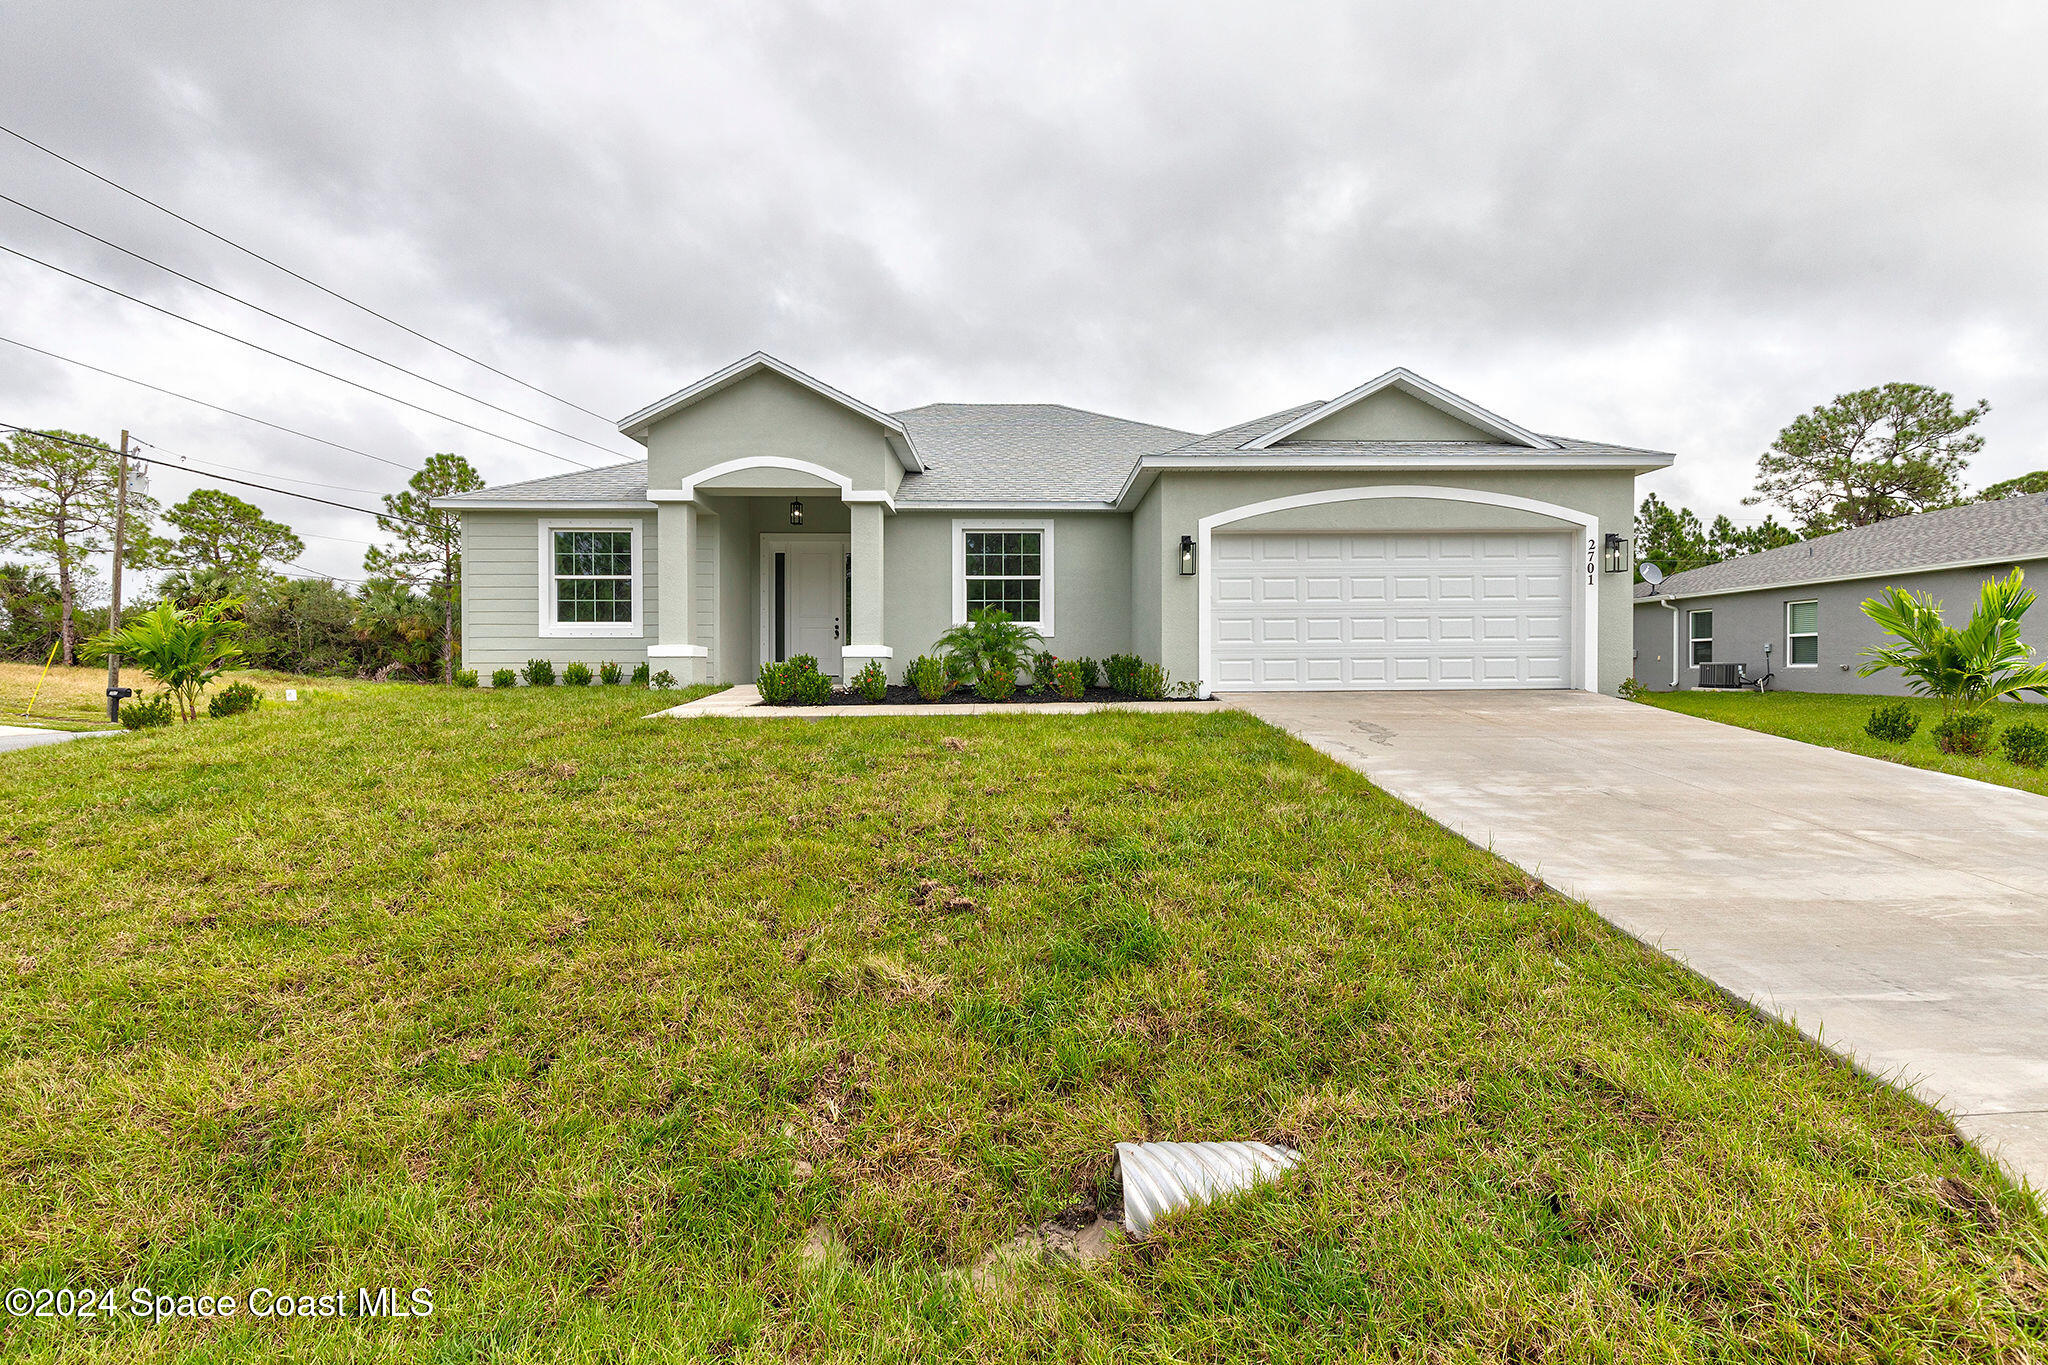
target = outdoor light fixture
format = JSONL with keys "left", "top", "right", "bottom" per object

{"left": 1603, "top": 533, "right": 1628, "bottom": 574}
{"left": 1179, "top": 534, "right": 1196, "bottom": 576}
{"left": 788, "top": 499, "right": 805, "bottom": 526}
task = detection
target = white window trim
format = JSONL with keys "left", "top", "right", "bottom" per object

{"left": 538, "top": 518, "right": 643, "bottom": 639}
{"left": 951, "top": 518, "right": 1054, "bottom": 635}
{"left": 1689, "top": 608, "right": 1714, "bottom": 668}
{"left": 1786, "top": 598, "right": 1819, "bottom": 667}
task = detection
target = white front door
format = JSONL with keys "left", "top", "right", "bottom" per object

{"left": 761, "top": 536, "right": 849, "bottom": 676}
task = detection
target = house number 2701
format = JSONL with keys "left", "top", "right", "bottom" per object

{"left": 1585, "top": 537, "right": 1598, "bottom": 585}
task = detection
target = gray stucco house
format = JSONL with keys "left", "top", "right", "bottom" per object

{"left": 1631, "top": 493, "right": 2048, "bottom": 693}
{"left": 439, "top": 352, "right": 1672, "bottom": 695}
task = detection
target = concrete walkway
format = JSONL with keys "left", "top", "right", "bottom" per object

{"left": 0, "top": 724, "right": 119, "bottom": 754}
{"left": 1227, "top": 689, "right": 2048, "bottom": 1192}
{"left": 650, "top": 684, "right": 1226, "bottom": 719}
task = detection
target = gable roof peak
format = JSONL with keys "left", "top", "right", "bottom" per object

{"left": 618, "top": 350, "right": 919, "bottom": 469}
{"left": 1243, "top": 367, "right": 1560, "bottom": 451}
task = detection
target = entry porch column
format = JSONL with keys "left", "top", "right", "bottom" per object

{"left": 842, "top": 500, "right": 890, "bottom": 679}
{"left": 649, "top": 500, "right": 709, "bottom": 683}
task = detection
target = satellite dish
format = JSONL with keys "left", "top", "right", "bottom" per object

{"left": 1640, "top": 562, "right": 1666, "bottom": 586}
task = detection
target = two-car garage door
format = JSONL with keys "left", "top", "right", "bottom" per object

{"left": 1210, "top": 532, "right": 1573, "bottom": 690}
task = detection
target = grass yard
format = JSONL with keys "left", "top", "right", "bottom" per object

{"left": 2, "top": 685, "right": 2045, "bottom": 1361}
{"left": 1639, "top": 689, "right": 2048, "bottom": 799}
{"left": 0, "top": 663, "right": 368, "bottom": 732}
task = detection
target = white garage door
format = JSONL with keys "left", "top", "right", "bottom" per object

{"left": 1210, "top": 532, "right": 1573, "bottom": 690}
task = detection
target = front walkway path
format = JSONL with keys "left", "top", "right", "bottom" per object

{"left": 650, "top": 684, "right": 1226, "bottom": 719}
{"left": 1226, "top": 689, "right": 2048, "bottom": 1193}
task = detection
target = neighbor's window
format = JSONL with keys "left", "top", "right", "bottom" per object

{"left": 1787, "top": 599, "right": 1819, "bottom": 666}
{"left": 1689, "top": 609, "right": 1714, "bottom": 666}
{"left": 554, "top": 529, "right": 633, "bottom": 624}
{"left": 963, "top": 528, "right": 1043, "bottom": 623}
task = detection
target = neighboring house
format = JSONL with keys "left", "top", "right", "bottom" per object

{"left": 1632, "top": 493, "right": 2048, "bottom": 693}
{"left": 438, "top": 352, "right": 1672, "bottom": 694}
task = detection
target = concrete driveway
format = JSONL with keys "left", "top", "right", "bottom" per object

{"left": 0, "top": 725, "right": 117, "bottom": 754}
{"left": 1227, "top": 689, "right": 2048, "bottom": 1192}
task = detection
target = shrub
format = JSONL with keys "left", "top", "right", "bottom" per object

{"left": 1860, "top": 568, "right": 2048, "bottom": 713}
{"left": 787, "top": 654, "right": 820, "bottom": 676}
{"left": 1932, "top": 712, "right": 1995, "bottom": 756}
{"left": 792, "top": 666, "right": 835, "bottom": 706}
{"left": 906, "top": 654, "right": 952, "bottom": 702}
{"left": 206, "top": 681, "right": 263, "bottom": 719}
{"left": 562, "top": 662, "right": 594, "bottom": 687}
{"left": 852, "top": 658, "right": 888, "bottom": 703}
{"left": 1617, "top": 677, "right": 1647, "bottom": 700}
{"left": 1103, "top": 653, "right": 1144, "bottom": 696}
{"left": 1132, "top": 662, "right": 1168, "bottom": 701}
{"left": 521, "top": 659, "right": 556, "bottom": 687}
{"left": 1864, "top": 701, "right": 1920, "bottom": 744}
{"left": 936, "top": 610, "right": 1046, "bottom": 689}
{"left": 975, "top": 665, "right": 1016, "bottom": 701}
{"left": 119, "top": 694, "right": 174, "bottom": 730}
{"left": 490, "top": 668, "right": 517, "bottom": 689}
{"left": 2002, "top": 721, "right": 2048, "bottom": 768}
{"left": 453, "top": 669, "right": 479, "bottom": 689}
{"left": 757, "top": 660, "right": 797, "bottom": 704}
{"left": 1075, "top": 657, "right": 1102, "bottom": 689}
{"left": 90, "top": 598, "right": 245, "bottom": 722}
{"left": 599, "top": 660, "right": 623, "bottom": 686}
{"left": 630, "top": 662, "right": 650, "bottom": 687}
{"left": 650, "top": 670, "right": 677, "bottom": 691}
{"left": 1050, "top": 658, "right": 1087, "bottom": 701}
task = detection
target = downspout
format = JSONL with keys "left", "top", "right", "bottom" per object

{"left": 1663, "top": 595, "right": 1680, "bottom": 689}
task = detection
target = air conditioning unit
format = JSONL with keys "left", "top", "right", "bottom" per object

{"left": 1697, "top": 663, "right": 1742, "bottom": 689}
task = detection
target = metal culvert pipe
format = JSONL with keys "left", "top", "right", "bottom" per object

{"left": 1116, "top": 1140, "right": 1301, "bottom": 1236}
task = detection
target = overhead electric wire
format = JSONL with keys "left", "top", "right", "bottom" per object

{"left": 0, "top": 191, "right": 631, "bottom": 459}
{"left": 0, "top": 332, "right": 414, "bottom": 471}
{"left": 0, "top": 240, "right": 599, "bottom": 469}
{"left": 0, "top": 120, "right": 613, "bottom": 422}
{"left": 131, "top": 440, "right": 390, "bottom": 497}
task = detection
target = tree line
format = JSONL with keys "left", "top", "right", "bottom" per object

{"left": 0, "top": 429, "right": 483, "bottom": 681}
{"left": 1636, "top": 382, "right": 2048, "bottom": 579}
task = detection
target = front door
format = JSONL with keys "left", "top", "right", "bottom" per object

{"left": 765, "top": 536, "right": 849, "bottom": 677}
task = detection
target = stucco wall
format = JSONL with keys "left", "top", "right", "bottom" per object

{"left": 460, "top": 509, "right": 659, "bottom": 678}
{"left": 642, "top": 368, "right": 901, "bottom": 496}
{"left": 1632, "top": 557, "right": 2048, "bottom": 695}
{"left": 1288, "top": 387, "right": 1495, "bottom": 442}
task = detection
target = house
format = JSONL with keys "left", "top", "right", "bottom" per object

{"left": 438, "top": 352, "right": 1673, "bottom": 695}
{"left": 1631, "top": 493, "right": 2048, "bottom": 693}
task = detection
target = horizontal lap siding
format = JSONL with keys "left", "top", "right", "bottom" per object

{"left": 460, "top": 511, "right": 659, "bottom": 679}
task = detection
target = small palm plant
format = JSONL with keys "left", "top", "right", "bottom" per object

{"left": 934, "top": 609, "right": 1046, "bottom": 689}
{"left": 92, "top": 599, "right": 246, "bottom": 722}
{"left": 1859, "top": 568, "right": 2048, "bottom": 716}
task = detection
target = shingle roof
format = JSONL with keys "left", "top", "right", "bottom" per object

{"left": 890, "top": 404, "right": 1194, "bottom": 503}
{"left": 439, "top": 461, "right": 652, "bottom": 505}
{"left": 1154, "top": 406, "right": 1672, "bottom": 464}
{"left": 1636, "top": 494, "right": 2048, "bottom": 599}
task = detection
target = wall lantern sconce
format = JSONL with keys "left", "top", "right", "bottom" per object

{"left": 1603, "top": 533, "right": 1629, "bottom": 574}
{"left": 788, "top": 499, "right": 805, "bottom": 527}
{"left": 1179, "top": 534, "right": 1197, "bottom": 576}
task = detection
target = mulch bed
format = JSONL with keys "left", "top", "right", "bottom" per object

{"left": 764, "top": 684, "right": 1195, "bottom": 707}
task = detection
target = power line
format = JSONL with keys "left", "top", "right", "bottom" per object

{"left": 0, "top": 332, "right": 415, "bottom": 471}
{"left": 0, "top": 120, "right": 614, "bottom": 423}
{"left": 0, "top": 191, "right": 632, "bottom": 459}
{"left": 0, "top": 240, "right": 599, "bottom": 469}
{"left": 133, "top": 440, "right": 390, "bottom": 496}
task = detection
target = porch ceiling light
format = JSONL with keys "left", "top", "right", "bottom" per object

{"left": 788, "top": 499, "right": 805, "bottom": 526}
{"left": 1603, "top": 533, "right": 1628, "bottom": 574}
{"left": 1179, "top": 534, "right": 1196, "bottom": 577}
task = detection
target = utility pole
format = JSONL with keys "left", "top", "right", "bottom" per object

{"left": 104, "top": 430, "right": 133, "bottom": 722}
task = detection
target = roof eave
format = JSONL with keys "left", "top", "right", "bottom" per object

{"left": 1243, "top": 367, "right": 1562, "bottom": 451}
{"left": 617, "top": 351, "right": 917, "bottom": 471}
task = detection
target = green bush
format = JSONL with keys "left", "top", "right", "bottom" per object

{"left": 630, "top": 662, "right": 650, "bottom": 687}
{"left": 453, "top": 669, "right": 479, "bottom": 688}
{"left": 1617, "top": 677, "right": 1647, "bottom": 700}
{"left": 851, "top": 659, "right": 888, "bottom": 703}
{"left": 1050, "top": 658, "right": 1087, "bottom": 701}
{"left": 1864, "top": 701, "right": 1920, "bottom": 744}
{"left": 787, "top": 654, "right": 820, "bottom": 675}
{"left": 757, "top": 660, "right": 797, "bottom": 704}
{"left": 490, "top": 668, "right": 517, "bottom": 689}
{"left": 521, "top": 659, "right": 556, "bottom": 687}
{"left": 1103, "top": 653, "right": 1143, "bottom": 696}
{"left": 599, "top": 661, "right": 623, "bottom": 686}
{"left": 650, "top": 670, "right": 677, "bottom": 691}
{"left": 792, "top": 665, "right": 835, "bottom": 706}
{"left": 561, "top": 662, "right": 594, "bottom": 687}
{"left": 2002, "top": 721, "right": 2048, "bottom": 768}
{"left": 206, "top": 681, "right": 263, "bottom": 719}
{"left": 1932, "top": 712, "right": 1995, "bottom": 756}
{"left": 936, "top": 610, "right": 1045, "bottom": 689}
{"left": 905, "top": 654, "right": 952, "bottom": 702}
{"left": 1132, "top": 661, "right": 1168, "bottom": 701}
{"left": 118, "top": 694, "right": 174, "bottom": 730}
{"left": 975, "top": 665, "right": 1016, "bottom": 701}
{"left": 1075, "top": 657, "right": 1102, "bottom": 689}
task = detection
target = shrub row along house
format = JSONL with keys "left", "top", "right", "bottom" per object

{"left": 438, "top": 352, "right": 1672, "bottom": 695}
{"left": 1631, "top": 493, "right": 2048, "bottom": 694}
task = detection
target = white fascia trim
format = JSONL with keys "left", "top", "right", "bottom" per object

{"left": 537, "top": 517, "right": 645, "bottom": 640}
{"left": 441, "top": 500, "right": 656, "bottom": 511}
{"left": 617, "top": 351, "right": 922, "bottom": 471}
{"left": 1109, "top": 451, "right": 1672, "bottom": 511}
{"left": 1242, "top": 368, "right": 1560, "bottom": 451}
{"left": 951, "top": 517, "right": 1055, "bottom": 635}
{"left": 1195, "top": 485, "right": 1601, "bottom": 699}
{"left": 651, "top": 456, "right": 896, "bottom": 510}
{"left": 1639, "top": 551, "right": 2048, "bottom": 605}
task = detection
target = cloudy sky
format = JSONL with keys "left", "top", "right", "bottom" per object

{"left": 3, "top": 0, "right": 2044, "bottom": 583}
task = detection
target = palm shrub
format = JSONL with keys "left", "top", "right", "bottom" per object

{"left": 1103, "top": 653, "right": 1144, "bottom": 696}
{"left": 630, "top": 662, "right": 650, "bottom": 686}
{"left": 1864, "top": 702, "right": 1920, "bottom": 743}
{"left": 1859, "top": 569, "right": 2048, "bottom": 717}
{"left": 905, "top": 654, "right": 952, "bottom": 702}
{"left": 491, "top": 668, "right": 517, "bottom": 689}
{"left": 119, "top": 694, "right": 174, "bottom": 730}
{"left": 521, "top": 659, "right": 556, "bottom": 687}
{"left": 935, "top": 610, "right": 1045, "bottom": 689}
{"left": 599, "top": 660, "right": 623, "bottom": 686}
{"left": 91, "top": 599, "right": 245, "bottom": 722}
{"left": 851, "top": 658, "right": 888, "bottom": 703}
{"left": 454, "top": 669, "right": 479, "bottom": 688}
{"left": 975, "top": 665, "right": 1016, "bottom": 701}
{"left": 562, "top": 662, "right": 594, "bottom": 687}
{"left": 206, "top": 681, "right": 263, "bottom": 719}
{"left": 1050, "top": 658, "right": 1087, "bottom": 700}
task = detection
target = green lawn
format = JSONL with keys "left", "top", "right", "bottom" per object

{"left": 2, "top": 685, "right": 2044, "bottom": 1361}
{"left": 0, "top": 663, "right": 367, "bottom": 732}
{"left": 1638, "top": 689, "right": 2048, "bottom": 799}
